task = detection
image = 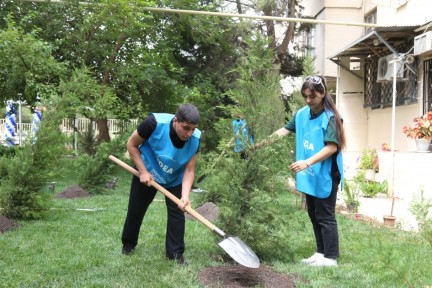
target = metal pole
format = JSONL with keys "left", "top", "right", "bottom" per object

{"left": 389, "top": 58, "right": 399, "bottom": 216}
{"left": 18, "top": 100, "right": 22, "bottom": 145}
{"left": 17, "top": 0, "right": 382, "bottom": 28}
{"left": 74, "top": 117, "right": 78, "bottom": 152}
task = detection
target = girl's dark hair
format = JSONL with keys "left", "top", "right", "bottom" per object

{"left": 175, "top": 103, "right": 200, "bottom": 124}
{"left": 302, "top": 76, "right": 346, "bottom": 150}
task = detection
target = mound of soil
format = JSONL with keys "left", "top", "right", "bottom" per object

{"left": 56, "top": 185, "right": 90, "bottom": 199}
{"left": 191, "top": 202, "right": 296, "bottom": 287}
{"left": 0, "top": 215, "right": 19, "bottom": 234}
{"left": 186, "top": 202, "right": 219, "bottom": 222}
{"left": 198, "top": 265, "right": 296, "bottom": 288}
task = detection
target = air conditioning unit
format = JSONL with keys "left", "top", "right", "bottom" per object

{"left": 376, "top": 54, "right": 404, "bottom": 82}
{"left": 414, "top": 31, "right": 432, "bottom": 55}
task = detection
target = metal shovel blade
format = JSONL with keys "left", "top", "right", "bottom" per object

{"left": 218, "top": 236, "right": 260, "bottom": 268}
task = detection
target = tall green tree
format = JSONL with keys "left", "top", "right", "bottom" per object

{"left": 228, "top": 0, "right": 306, "bottom": 76}
{"left": 1, "top": 0, "right": 243, "bottom": 149}
{"left": 0, "top": 20, "right": 65, "bottom": 106}
{"left": 201, "top": 33, "right": 293, "bottom": 260}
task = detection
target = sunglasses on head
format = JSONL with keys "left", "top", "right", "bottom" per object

{"left": 305, "top": 76, "right": 325, "bottom": 90}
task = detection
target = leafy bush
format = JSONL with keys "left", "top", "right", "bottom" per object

{"left": 343, "top": 179, "right": 360, "bottom": 212}
{"left": 358, "top": 148, "right": 378, "bottom": 171}
{"left": 353, "top": 171, "right": 388, "bottom": 198}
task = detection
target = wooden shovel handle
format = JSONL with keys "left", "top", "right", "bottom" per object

{"left": 108, "top": 155, "right": 218, "bottom": 233}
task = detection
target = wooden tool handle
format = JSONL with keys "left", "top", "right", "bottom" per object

{"left": 108, "top": 155, "right": 218, "bottom": 232}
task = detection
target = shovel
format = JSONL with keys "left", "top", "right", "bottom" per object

{"left": 109, "top": 155, "right": 260, "bottom": 269}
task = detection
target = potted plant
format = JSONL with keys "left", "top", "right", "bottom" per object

{"left": 358, "top": 177, "right": 388, "bottom": 198}
{"left": 343, "top": 178, "right": 360, "bottom": 213}
{"left": 358, "top": 148, "right": 378, "bottom": 180}
{"left": 402, "top": 111, "right": 432, "bottom": 152}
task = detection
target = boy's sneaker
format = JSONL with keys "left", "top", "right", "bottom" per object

{"left": 300, "top": 252, "right": 324, "bottom": 264}
{"left": 121, "top": 245, "right": 135, "bottom": 256}
{"left": 168, "top": 254, "right": 188, "bottom": 266}
{"left": 309, "top": 257, "right": 338, "bottom": 267}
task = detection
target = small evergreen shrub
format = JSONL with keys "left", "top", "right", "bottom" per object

{"left": 76, "top": 126, "right": 133, "bottom": 194}
{"left": 202, "top": 139, "right": 295, "bottom": 261}
{"left": 0, "top": 111, "right": 66, "bottom": 219}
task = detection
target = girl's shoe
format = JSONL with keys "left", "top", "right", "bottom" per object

{"left": 309, "top": 257, "right": 338, "bottom": 267}
{"left": 300, "top": 252, "right": 324, "bottom": 264}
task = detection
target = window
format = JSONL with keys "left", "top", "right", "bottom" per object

{"left": 364, "top": 10, "right": 377, "bottom": 34}
{"left": 364, "top": 55, "right": 417, "bottom": 109}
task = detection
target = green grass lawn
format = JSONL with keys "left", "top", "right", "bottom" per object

{"left": 1, "top": 163, "right": 431, "bottom": 287}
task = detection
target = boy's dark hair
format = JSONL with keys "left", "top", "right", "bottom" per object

{"left": 175, "top": 103, "right": 200, "bottom": 124}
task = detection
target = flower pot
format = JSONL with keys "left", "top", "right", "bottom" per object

{"left": 383, "top": 215, "right": 396, "bottom": 227}
{"left": 364, "top": 169, "right": 376, "bottom": 181}
{"left": 415, "top": 138, "right": 431, "bottom": 152}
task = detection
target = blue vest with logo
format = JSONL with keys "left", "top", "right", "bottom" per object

{"left": 295, "top": 107, "right": 344, "bottom": 198}
{"left": 139, "top": 113, "right": 201, "bottom": 188}
{"left": 232, "top": 118, "right": 254, "bottom": 153}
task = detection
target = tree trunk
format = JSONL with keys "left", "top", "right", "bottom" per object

{"left": 276, "top": 0, "right": 297, "bottom": 63}
{"left": 95, "top": 118, "right": 110, "bottom": 144}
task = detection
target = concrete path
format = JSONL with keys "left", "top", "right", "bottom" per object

{"left": 356, "top": 196, "right": 419, "bottom": 231}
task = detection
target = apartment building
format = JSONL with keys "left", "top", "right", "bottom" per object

{"left": 301, "top": 0, "right": 432, "bottom": 200}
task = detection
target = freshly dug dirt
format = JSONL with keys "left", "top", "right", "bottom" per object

{"left": 186, "top": 202, "right": 219, "bottom": 222}
{"left": 190, "top": 203, "right": 297, "bottom": 287}
{"left": 56, "top": 185, "right": 90, "bottom": 199}
{"left": 198, "top": 264, "right": 296, "bottom": 288}
{"left": 0, "top": 215, "right": 19, "bottom": 234}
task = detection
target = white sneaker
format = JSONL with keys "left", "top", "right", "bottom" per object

{"left": 300, "top": 252, "right": 324, "bottom": 264}
{"left": 309, "top": 257, "right": 338, "bottom": 267}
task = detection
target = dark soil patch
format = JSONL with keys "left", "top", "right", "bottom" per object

{"left": 192, "top": 203, "right": 296, "bottom": 287}
{"left": 198, "top": 265, "right": 296, "bottom": 288}
{"left": 56, "top": 185, "right": 90, "bottom": 199}
{"left": 0, "top": 215, "right": 19, "bottom": 234}
{"left": 186, "top": 202, "right": 219, "bottom": 222}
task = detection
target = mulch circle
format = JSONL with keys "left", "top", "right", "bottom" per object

{"left": 0, "top": 215, "right": 19, "bottom": 234}
{"left": 56, "top": 185, "right": 90, "bottom": 199}
{"left": 198, "top": 264, "right": 296, "bottom": 288}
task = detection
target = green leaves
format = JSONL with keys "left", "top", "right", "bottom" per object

{"left": 0, "top": 21, "right": 64, "bottom": 104}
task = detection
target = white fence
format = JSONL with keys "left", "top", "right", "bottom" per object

{"left": 59, "top": 118, "right": 138, "bottom": 136}
{"left": 0, "top": 118, "right": 138, "bottom": 143}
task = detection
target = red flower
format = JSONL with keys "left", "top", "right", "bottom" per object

{"left": 402, "top": 112, "right": 432, "bottom": 139}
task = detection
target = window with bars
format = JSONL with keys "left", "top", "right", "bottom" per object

{"left": 364, "top": 45, "right": 417, "bottom": 109}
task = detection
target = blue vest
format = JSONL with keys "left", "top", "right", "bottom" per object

{"left": 295, "top": 107, "right": 344, "bottom": 198}
{"left": 232, "top": 118, "right": 254, "bottom": 153}
{"left": 139, "top": 113, "right": 201, "bottom": 188}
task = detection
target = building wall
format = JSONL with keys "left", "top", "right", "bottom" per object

{"left": 376, "top": 0, "right": 432, "bottom": 25}
{"left": 337, "top": 58, "right": 367, "bottom": 152}
{"left": 302, "top": 0, "right": 366, "bottom": 77}
{"left": 305, "top": 0, "right": 432, "bottom": 200}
